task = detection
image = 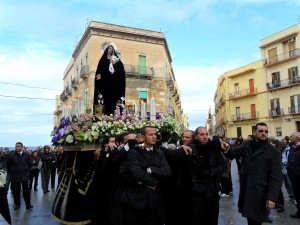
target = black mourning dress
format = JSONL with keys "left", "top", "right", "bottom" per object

{"left": 93, "top": 45, "right": 126, "bottom": 115}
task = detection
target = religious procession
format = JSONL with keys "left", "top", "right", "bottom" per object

{"left": 1, "top": 41, "right": 299, "bottom": 225}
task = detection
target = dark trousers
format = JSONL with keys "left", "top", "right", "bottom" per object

{"left": 191, "top": 195, "right": 219, "bottom": 225}
{"left": 29, "top": 169, "right": 39, "bottom": 190}
{"left": 123, "top": 204, "right": 162, "bottom": 225}
{"left": 283, "top": 174, "right": 294, "bottom": 198}
{"left": 247, "top": 218, "right": 262, "bottom": 225}
{"left": 41, "top": 166, "right": 52, "bottom": 192}
{"left": 220, "top": 176, "right": 233, "bottom": 194}
{"left": 277, "top": 188, "right": 284, "bottom": 207}
{"left": 51, "top": 166, "right": 56, "bottom": 188}
{"left": 11, "top": 181, "right": 31, "bottom": 206}
{"left": 291, "top": 180, "right": 300, "bottom": 210}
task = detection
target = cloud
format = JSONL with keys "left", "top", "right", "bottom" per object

{"left": 0, "top": 40, "right": 68, "bottom": 146}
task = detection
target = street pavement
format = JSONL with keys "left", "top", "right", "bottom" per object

{"left": 0, "top": 160, "right": 299, "bottom": 225}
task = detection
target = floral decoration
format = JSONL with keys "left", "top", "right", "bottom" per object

{"left": 51, "top": 107, "right": 182, "bottom": 146}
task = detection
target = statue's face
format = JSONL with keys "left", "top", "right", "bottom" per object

{"left": 108, "top": 46, "right": 113, "bottom": 55}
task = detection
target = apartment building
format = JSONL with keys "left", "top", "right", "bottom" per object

{"left": 53, "top": 21, "right": 186, "bottom": 128}
{"left": 260, "top": 23, "right": 300, "bottom": 136}
{"left": 213, "top": 23, "right": 300, "bottom": 139}
{"left": 214, "top": 61, "right": 267, "bottom": 138}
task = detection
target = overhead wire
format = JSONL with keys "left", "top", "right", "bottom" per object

{"left": 0, "top": 81, "right": 62, "bottom": 91}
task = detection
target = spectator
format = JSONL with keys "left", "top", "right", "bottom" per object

{"left": 6, "top": 142, "right": 33, "bottom": 210}
{"left": 40, "top": 145, "right": 54, "bottom": 194}
{"left": 221, "top": 123, "right": 282, "bottom": 225}
{"left": 281, "top": 138, "right": 294, "bottom": 202}
{"left": 29, "top": 151, "right": 40, "bottom": 191}
{"left": 287, "top": 131, "right": 300, "bottom": 218}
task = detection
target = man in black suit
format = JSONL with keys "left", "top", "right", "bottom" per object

{"left": 122, "top": 126, "right": 170, "bottom": 225}
{"left": 6, "top": 142, "right": 32, "bottom": 210}
{"left": 221, "top": 122, "right": 282, "bottom": 225}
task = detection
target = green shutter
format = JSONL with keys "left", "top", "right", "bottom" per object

{"left": 139, "top": 55, "right": 146, "bottom": 75}
{"left": 139, "top": 91, "right": 147, "bottom": 99}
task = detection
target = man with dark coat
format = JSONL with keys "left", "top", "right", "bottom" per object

{"left": 287, "top": 131, "right": 300, "bottom": 218}
{"left": 6, "top": 142, "right": 32, "bottom": 210}
{"left": 94, "top": 44, "right": 126, "bottom": 115}
{"left": 180, "top": 127, "right": 226, "bottom": 225}
{"left": 121, "top": 126, "right": 170, "bottom": 225}
{"left": 222, "top": 122, "right": 282, "bottom": 225}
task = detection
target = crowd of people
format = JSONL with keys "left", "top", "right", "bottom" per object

{"left": 0, "top": 144, "right": 62, "bottom": 216}
{"left": 0, "top": 123, "right": 300, "bottom": 225}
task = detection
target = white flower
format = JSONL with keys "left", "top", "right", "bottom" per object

{"left": 66, "top": 135, "right": 74, "bottom": 143}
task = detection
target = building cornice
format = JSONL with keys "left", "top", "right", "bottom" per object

{"left": 227, "top": 68, "right": 256, "bottom": 78}
{"left": 72, "top": 21, "right": 172, "bottom": 63}
{"left": 259, "top": 31, "right": 299, "bottom": 48}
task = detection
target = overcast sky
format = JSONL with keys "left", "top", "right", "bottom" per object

{"left": 1, "top": 0, "right": 300, "bottom": 147}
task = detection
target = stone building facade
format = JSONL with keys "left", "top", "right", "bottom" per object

{"left": 53, "top": 21, "right": 187, "bottom": 128}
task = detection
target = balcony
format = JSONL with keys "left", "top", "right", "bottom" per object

{"left": 288, "top": 106, "right": 300, "bottom": 114}
{"left": 71, "top": 78, "right": 79, "bottom": 89}
{"left": 218, "top": 95, "right": 226, "bottom": 107}
{"left": 124, "top": 64, "right": 154, "bottom": 79}
{"left": 54, "top": 105, "right": 63, "bottom": 115}
{"left": 218, "top": 116, "right": 226, "bottom": 124}
{"left": 80, "top": 65, "right": 89, "bottom": 79}
{"left": 229, "top": 87, "right": 257, "bottom": 99}
{"left": 263, "top": 48, "right": 300, "bottom": 67}
{"left": 267, "top": 77, "right": 300, "bottom": 91}
{"left": 269, "top": 108, "right": 284, "bottom": 117}
{"left": 60, "top": 90, "right": 68, "bottom": 101}
{"left": 232, "top": 111, "right": 259, "bottom": 122}
{"left": 66, "top": 86, "right": 72, "bottom": 96}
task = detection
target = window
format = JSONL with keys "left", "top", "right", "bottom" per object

{"left": 276, "top": 127, "right": 282, "bottom": 137}
{"left": 139, "top": 55, "right": 146, "bottom": 75}
{"left": 290, "top": 94, "right": 300, "bottom": 113}
{"left": 288, "top": 66, "right": 298, "bottom": 81}
{"left": 268, "top": 47, "right": 278, "bottom": 63}
{"left": 85, "top": 90, "right": 88, "bottom": 111}
{"left": 234, "top": 83, "right": 239, "bottom": 96}
{"left": 249, "top": 79, "right": 254, "bottom": 93}
{"left": 270, "top": 99, "right": 281, "bottom": 116}
{"left": 250, "top": 104, "right": 256, "bottom": 118}
{"left": 236, "top": 107, "right": 241, "bottom": 120}
{"left": 85, "top": 53, "right": 89, "bottom": 65}
{"left": 271, "top": 72, "right": 280, "bottom": 88}
{"left": 237, "top": 127, "right": 242, "bottom": 138}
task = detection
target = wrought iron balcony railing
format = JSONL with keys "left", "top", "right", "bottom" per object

{"left": 60, "top": 90, "right": 67, "bottom": 101}
{"left": 80, "top": 65, "right": 89, "bottom": 79}
{"left": 71, "top": 78, "right": 79, "bottom": 89}
{"left": 267, "top": 77, "right": 300, "bottom": 91}
{"left": 288, "top": 106, "right": 300, "bottom": 114}
{"left": 229, "top": 87, "right": 257, "bottom": 99}
{"left": 124, "top": 64, "right": 154, "bottom": 79}
{"left": 269, "top": 108, "right": 284, "bottom": 117}
{"left": 263, "top": 48, "right": 300, "bottom": 66}
{"left": 232, "top": 111, "right": 259, "bottom": 121}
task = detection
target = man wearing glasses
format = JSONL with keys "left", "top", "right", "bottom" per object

{"left": 221, "top": 122, "right": 282, "bottom": 225}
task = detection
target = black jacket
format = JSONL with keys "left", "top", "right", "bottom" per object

{"left": 287, "top": 143, "right": 300, "bottom": 181}
{"left": 7, "top": 151, "right": 31, "bottom": 182}
{"left": 181, "top": 139, "right": 226, "bottom": 197}
{"left": 225, "top": 140, "right": 282, "bottom": 222}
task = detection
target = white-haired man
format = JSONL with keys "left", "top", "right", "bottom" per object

{"left": 287, "top": 131, "right": 300, "bottom": 218}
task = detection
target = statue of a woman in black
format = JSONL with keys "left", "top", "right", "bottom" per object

{"left": 94, "top": 44, "right": 126, "bottom": 116}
